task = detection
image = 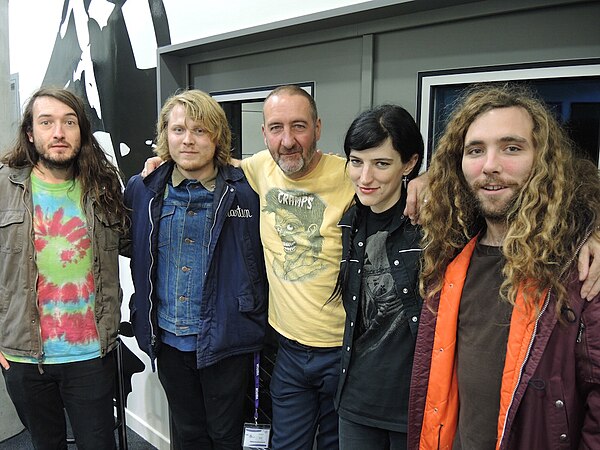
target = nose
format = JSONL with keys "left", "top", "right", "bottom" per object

{"left": 482, "top": 151, "right": 502, "bottom": 175}
{"left": 359, "top": 164, "right": 374, "bottom": 184}
{"left": 182, "top": 129, "right": 194, "bottom": 145}
{"left": 281, "top": 128, "right": 295, "bottom": 149}
{"left": 52, "top": 122, "right": 65, "bottom": 139}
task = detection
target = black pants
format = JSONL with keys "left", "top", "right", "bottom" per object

{"left": 2, "top": 355, "right": 116, "bottom": 450}
{"left": 157, "top": 344, "right": 250, "bottom": 450}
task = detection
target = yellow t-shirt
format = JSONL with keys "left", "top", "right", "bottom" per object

{"left": 241, "top": 150, "right": 354, "bottom": 346}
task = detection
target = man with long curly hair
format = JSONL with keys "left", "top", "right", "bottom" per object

{"left": 408, "top": 83, "right": 600, "bottom": 450}
{"left": 0, "top": 87, "right": 128, "bottom": 449}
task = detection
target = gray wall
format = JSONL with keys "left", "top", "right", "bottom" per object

{"left": 0, "top": 0, "right": 26, "bottom": 440}
{"left": 373, "top": 1, "right": 600, "bottom": 112}
{"left": 0, "top": 0, "right": 12, "bottom": 151}
{"left": 190, "top": 37, "right": 363, "bottom": 154}
{"left": 159, "top": 0, "right": 600, "bottom": 157}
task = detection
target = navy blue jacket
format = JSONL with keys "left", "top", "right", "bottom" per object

{"left": 124, "top": 161, "right": 267, "bottom": 369}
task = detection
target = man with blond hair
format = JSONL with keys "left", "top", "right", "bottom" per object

{"left": 125, "top": 89, "right": 267, "bottom": 449}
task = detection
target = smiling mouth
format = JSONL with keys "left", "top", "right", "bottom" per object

{"left": 359, "top": 186, "right": 378, "bottom": 193}
{"left": 482, "top": 185, "right": 506, "bottom": 191}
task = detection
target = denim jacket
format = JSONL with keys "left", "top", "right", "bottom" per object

{"left": 124, "top": 161, "right": 268, "bottom": 369}
{"left": 156, "top": 180, "right": 214, "bottom": 341}
{"left": 0, "top": 164, "right": 123, "bottom": 361}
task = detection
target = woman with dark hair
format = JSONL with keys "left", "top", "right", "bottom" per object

{"left": 331, "top": 104, "right": 424, "bottom": 450}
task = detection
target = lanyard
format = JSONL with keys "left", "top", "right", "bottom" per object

{"left": 253, "top": 352, "right": 260, "bottom": 424}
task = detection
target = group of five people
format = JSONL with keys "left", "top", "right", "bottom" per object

{"left": 0, "top": 82, "right": 599, "bottom": 450}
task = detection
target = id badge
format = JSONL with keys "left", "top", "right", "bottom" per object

{"left": 242, "top": 422, "right": 271, "bottom": 449}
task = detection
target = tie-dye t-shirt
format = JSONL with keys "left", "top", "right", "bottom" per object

{"left": 10, "top": 174, "right": 100, "bottom": 364}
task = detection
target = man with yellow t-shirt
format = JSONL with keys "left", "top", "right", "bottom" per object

{"left": 240, "top": 85, "right": 354, "bottom": 449}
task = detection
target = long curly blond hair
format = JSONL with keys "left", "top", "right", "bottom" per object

{"left": 420, "top": 83, "right": 600, "bottom": 315}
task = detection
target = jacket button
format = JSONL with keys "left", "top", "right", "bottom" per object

{"left": 352, "top": 296, "right": 357, "bottom": 301}
{"left": 342, "top": 368, "right": 346, "bottom": 373}
{"left": 182, "top": 266, "right": 191, "bottom": 272}
{"left": 358, "top": 242, "right": 364, "bottom": 247}
{"left": 346, "top": 346, "right": 350, "bottom": 351}
{"left": 403, "top": 287, "right": 409, "bottom": 294}
{"left": 350, "top": 322, "right": 354, "bottom": 327}
{"left": 559, "top": 434, "right": 567, "bottom": 441}
{"left": 412, "top": 316, "right": 418, "bottom": 323}
{"left": 357, "top": 269, "right": 361, "bottom": 274}
{"left": 394, "top": 260, "right": 399, "bottom": 266}
{"left": 555, "top": 400, "right": 564, "bottom": 408}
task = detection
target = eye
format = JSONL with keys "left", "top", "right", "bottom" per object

{"left": 292, "top": 124, "right": 306, "bottom": 131}
{"left": 349, "top": 158, "right": 362, "bottom": 166}
{"left": 506, "top": 145, "right": 521, "bottom": 153}
{"left": 193, "top": 128, "right": 205, "bottom": 135}
{"left": 268, "top": 124, "right": 282, "bottom": 133}
{"left": 286, "top": 224, "right": 295, "bottom": 231}
{"left": 65, "top": 120, "right": 77, "bottom": 127}
{"left": 375, "top": 161, "right": 391, "bottom": 168}
{"left": 465, "top": 147, "right": 483, "bottom": 156}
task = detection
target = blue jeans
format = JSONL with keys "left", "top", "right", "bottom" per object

{"left": 2, "top": 355, "right": 116, "bottom": 450}
{"left": 338, "top": 417, "right": 407, "bottom": 450}
{"left": 270, "top": 334, "right": 341, "bottom": 450}
{"left": 157, "top": 344, "right": 250, "bottom": 450}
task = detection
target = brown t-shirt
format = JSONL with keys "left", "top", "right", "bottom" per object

{"left": 453, "top": 242, "right": 513, "bottom": 450}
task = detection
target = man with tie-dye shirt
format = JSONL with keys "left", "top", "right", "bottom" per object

{"left": 0, "top": 88, "right": 128, "bottom": 450}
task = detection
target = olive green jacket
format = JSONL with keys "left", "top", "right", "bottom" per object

{"left": 0, "top": 164, "right": 123, "bottom": 362}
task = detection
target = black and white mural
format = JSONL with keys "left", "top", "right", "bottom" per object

{"left": 41, "top": 0, "right": 171, "bottom": 180}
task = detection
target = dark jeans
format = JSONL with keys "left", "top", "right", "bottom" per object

{"left": 157, "top": 344, "right": 250, "bottom": 450}
{"left": 339, "top": 417, "right": 407, "bottom": 450}
{"left": 2, "top": 355, "right": 116, "bottom": 450}
{"left": 270, "top": 334, "right": 341, "bottom": 450}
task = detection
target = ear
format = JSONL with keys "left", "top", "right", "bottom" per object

{"left": 403, "top": 153, "right": 420, "bottom": 176}
{"left": 314, "top": 118, "right": 322, "bottom": 142}
{"left": 27, "top": 131, "right": 33, "bottom": 143}
{"left": 262, "top": 124, "right": 268, "bottom": 147}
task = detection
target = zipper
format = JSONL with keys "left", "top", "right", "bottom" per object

{"left": 498, "top": 229, "right": 593, "bottom": 447}
{"left": 498, "top": 288, "right": 551, "bottom": 448}
{"left": 208, "top": 185, "right": 229, "bottom": 250}
{"left": 576, "top": 320, "right": 585, "bottom": 343}
{"left": 15, "top": 176, "right": 45, "bottom": 372}
{"left": 147, "top": 197, "right": 157, "bottom": 348}
{"left": 89, "top": 200, "right": 104, "bottom": 356}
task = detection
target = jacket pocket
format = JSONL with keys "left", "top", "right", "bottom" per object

{"left": 0, "top": 210, "right": 25, "bottom": 253}
{"left": 237, "top": 295, "right": 257, "bottom": 313}
{"left": 157, "top": 206, "right": 175, "bottom": 249}
{"left": 94, "top": 210, "right": 121, "bottom": 251}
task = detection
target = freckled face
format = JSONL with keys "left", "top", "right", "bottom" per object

{"left": 28, "top": 96, "right": 81, "bottom": 169}
{"left": 167, "top": 104, "right": 216, "bottom": 180}
{"left": 462, "top": 106, "right": 535, "bottom": 222}
{"left": 348, "top": 138, "right": 418, "bottom": 213}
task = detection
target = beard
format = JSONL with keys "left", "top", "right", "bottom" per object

{"left": 467, "top": 180, "right": 522, "bottom": 223}
{"left": 35, "top": 143, "right": 80, "bottom": 170}
{"left": 271, "top": 140, "right": 317, "bottom": 176}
